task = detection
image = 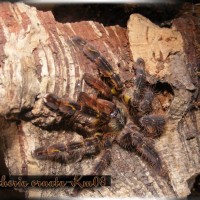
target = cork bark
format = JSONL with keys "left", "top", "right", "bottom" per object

{"left": 0, "top": 2, "right": 199, "bottom": 199}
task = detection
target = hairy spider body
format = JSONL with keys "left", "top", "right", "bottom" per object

{"left": 33, "top": 36, "right": 167, "bottom": 194}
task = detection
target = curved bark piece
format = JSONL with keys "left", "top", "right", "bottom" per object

{"left": 0, "top": 2, "right": 199, "bottom": 199}
{"left": 128, "top": 11, "right": 200, "bottom": 198}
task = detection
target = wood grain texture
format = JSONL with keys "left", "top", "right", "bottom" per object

{"left": 0, "top": 2, "right": 199, "bottom": 199}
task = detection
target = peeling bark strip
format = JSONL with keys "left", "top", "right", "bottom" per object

{"left": 17, "top": 123, "right": 28, "bottom": 176}
{"left": 0, "top": 2, "right": 199, "bottom": 199}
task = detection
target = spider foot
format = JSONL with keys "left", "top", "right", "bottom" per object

{"left": 140, "top": 114, "right": 166, "bottom": 138}
{"left": 117, "top": 124, "right": 163, "bottom": 173}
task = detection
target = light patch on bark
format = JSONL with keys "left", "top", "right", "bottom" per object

{"left": 103, "top": 42, "right": 120, "bottom": 74}
{"left": 128, "top": 15, "right": 195, "bottom": 90}
{"left": 89, "top": 21, "right": 103, "bottom": 38}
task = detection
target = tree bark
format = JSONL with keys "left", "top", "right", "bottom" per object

{"left": 0, "top": 2, "right": 199, "bottom": 199}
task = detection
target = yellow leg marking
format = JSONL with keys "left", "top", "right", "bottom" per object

{"left": 122, "top": 94, "right": 131, "bottom": 105}
{"left": 111, "top": 88, "right": 117, "bottom": 95}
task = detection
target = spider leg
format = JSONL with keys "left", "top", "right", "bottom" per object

{"left": 73, "top": 140, "right": 112, "bottom": 197}
{"left": 44, "top": 92, "right": 114, "bottom": 136}
{"left": 139, "top": 114, "right": 166, "bottom": 138}
{"left": 78, "top": 92, "right": 115, "bottom": 120}
{"left": 71, "top": 135, "right": 112, "bottom": 196}
{"left": 92, "top": 139, "right": 112, "bottom": 175}
{"left": 116, "top": 122, "right": 162, "bottom": 172}
{"left": 83, "top": 73, "right": 112, "bottom": 100}
{"left": 44, "top": 93, "right": 80, "bottom": 117}
{"left": 33, "top": 133, "right": 103, "bottom": 163}
{"left": 120, "top": 58, "right": 146, "bottom": 107}
{"left": 132, "top": 58, "right": 147, "bottom": 106}
{"left": 70, "top": 113, "right": 103, "bottom": 137}
{"left": 130, "top": 87, "right": 155, "bottom": 126}
{"left": 139, "top": 87, "right": 154, "bottom": 114}
{"left": 78, "top": 92, "right": 127, "bottom": 133}
{"left": 71, "top": 36, "right": 124, "bottom": 95}
{"left": 32, "top": 144, "right": 84, "bottom": 163}
{"left": 68, "top": 132, "right": 103, "bottom": 157}
{"left": 134, "top": 58, "right": 146, "bottom": 91}
{"left": 120, "top": 58, "right": 149, "bottom": 115}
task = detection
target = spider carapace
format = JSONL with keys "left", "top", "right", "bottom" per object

{"left": 33, "top": 36, "right": 166, "bottom": 188}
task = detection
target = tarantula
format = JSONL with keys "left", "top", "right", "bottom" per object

{"left": 33, "top": 36, "right": 166, "bottom": 184}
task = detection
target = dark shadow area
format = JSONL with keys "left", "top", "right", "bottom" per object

{"left": 188, "top": 175, "right": 200, "bottom": 200}
{"left": 153, "top": 81, "right": 174, "bottom": 95}
{"left": 52, "top": 4, "right": 183, "bottom": 27}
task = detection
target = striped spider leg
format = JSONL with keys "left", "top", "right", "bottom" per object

{"left": 33, "top": 92, "right": 115, "bottom": 162}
